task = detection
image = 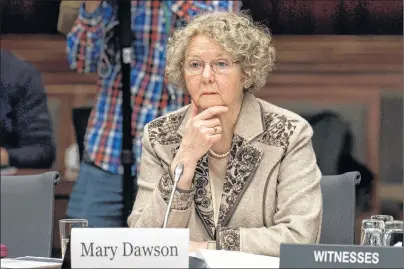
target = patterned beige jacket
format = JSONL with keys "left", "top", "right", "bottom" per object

{"left": 128, "top": 93, "right": 322, "bottom": 257}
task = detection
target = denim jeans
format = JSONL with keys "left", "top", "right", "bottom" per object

{"left": 66, "top": 161, "right": 129, "bottom": 227}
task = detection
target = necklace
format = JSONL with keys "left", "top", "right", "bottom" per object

{"left": 208, "top": 148, "right": 230, "bottom": 159}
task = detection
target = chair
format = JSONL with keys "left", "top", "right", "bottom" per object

{"left": 0, "top": 172, "right": 60, "bottom": 257}
{"left": 320, "top": 171, "right": 361, "bottom": 245}
{"left": 304, "top": 111, "right": 373, "bottom": 212}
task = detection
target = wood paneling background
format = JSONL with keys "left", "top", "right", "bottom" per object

{"left": 259, "top": 36, "right": 403, "bottom": 178}
{"left": 1, "top": 34, "right": 402, "bottom": 252}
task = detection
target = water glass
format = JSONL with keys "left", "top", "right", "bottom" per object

{"left": 59, "top": 219, "right": 88, "bottom": 259}
{"left": 383, "top": 220, "right": 403, "bottom": 247}
{"left": 370, "top": 215, "right": 394, "bottom": 222}
{"left": 361, "top": 219, "right": 385, "bottom": 246}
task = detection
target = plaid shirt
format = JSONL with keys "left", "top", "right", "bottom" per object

{"left": 67, "top": 1, "right": 241, "bottom": 175}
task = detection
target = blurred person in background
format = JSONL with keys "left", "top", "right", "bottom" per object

{"left": 61, "top": 0, "right": 241, "bottom": 228}
{"left": 0, "top": 49, "right": 56, "bottom": 170}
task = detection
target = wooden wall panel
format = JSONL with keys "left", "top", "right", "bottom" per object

{"left": 2, "top": 34, "right": 402, "bottom": 167}
{"left": 2, "top": 33, "right": 402, "bottom": 178}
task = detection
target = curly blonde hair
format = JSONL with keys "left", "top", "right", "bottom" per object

{"left": 165, "top": 11, "right": 276, "bottom": 92}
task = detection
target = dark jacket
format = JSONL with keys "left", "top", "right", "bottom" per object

{"left": 0, "top": 49, "right": 55, "bottom": 168}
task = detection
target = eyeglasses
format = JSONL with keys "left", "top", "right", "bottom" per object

{"left": 183, "top": 59, "right": 240, "bottom": 75}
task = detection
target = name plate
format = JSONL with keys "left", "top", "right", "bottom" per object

{"left": 71, "top": 228, "right": 189, "bottom": 268}
{"left": 280, "top": 243, "right": 403, "bottom": 268}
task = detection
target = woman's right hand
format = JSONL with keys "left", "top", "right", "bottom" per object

{"left": 172, "top": 102, "right": 228, "bottom": 190}
{"left": 181, "top": 101, "right": 228, "bottom": 162}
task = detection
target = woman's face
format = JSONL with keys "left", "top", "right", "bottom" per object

{"left": 183, "top": 34, "right": 245, "bottom": 111}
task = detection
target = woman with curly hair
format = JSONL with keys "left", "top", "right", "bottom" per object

{"left": 128, "top": 11, "right": 322, "bottom": 257}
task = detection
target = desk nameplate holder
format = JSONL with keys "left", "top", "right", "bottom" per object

{"left": 69, "top": 228, "right": 189, "bottom": 268}
{"left": 280, "top": 243, "right": 403, "bottom": 268}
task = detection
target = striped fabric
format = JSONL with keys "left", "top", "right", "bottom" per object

{"left": 67, "top": 1, "right": 241, "bottom": 175}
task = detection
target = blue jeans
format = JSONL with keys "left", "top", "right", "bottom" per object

{"left": 66, "top": 162, "right": 129, "bottom": 227}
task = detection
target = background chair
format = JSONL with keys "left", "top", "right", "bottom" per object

{"left": 1, "top": 172, "right": 60, "bottom": 257}
{"left": 320, "top": 171, "right": 361, "bottom": 245}
{"left": 304, "top": 111, "right": 373, "bottom": 212}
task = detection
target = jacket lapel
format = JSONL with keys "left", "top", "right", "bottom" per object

{"left": 217, "top": 93, "right": 265, "bottom": 227}
{"left": 175, "top": 93, "right": 266, "bottom": 236}
{"left": 193, "top": 154, "right": 216, "bottom": 238}
{"left": 217, "top": 134, "right": 263, "bottom": 227}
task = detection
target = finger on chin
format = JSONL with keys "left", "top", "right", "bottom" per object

{"left": 199, "top": 106, "right": 228, "bottom": 120}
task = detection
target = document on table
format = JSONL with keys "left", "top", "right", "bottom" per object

{"left": 1, "top": 256, "right": 62, "bottom": 268}
{"left": 195, "top": 249, "right": 280, "bottom": 268}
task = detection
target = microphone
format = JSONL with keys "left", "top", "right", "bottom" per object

{"left": 161, "top": 163, "right": 207, "bottom": 268}
{"left": 163, "top": 162, "right": 184, "bottom": 228}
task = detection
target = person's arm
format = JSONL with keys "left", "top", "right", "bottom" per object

{"left": 216, "top": 121, "right": 322, "bottom": 256}
{"left": 66, "top": 0, "right": 117, "bottom": 73}
{"left": 169, "top": 0, "right": 242, "bottom": 21}
{"left": 127, "top": 124, "right": 196, "bottom": 228}
{"left": 6, "top": 66, "right": 56, "bottom": 169}
{"left": 128, "top": 104, "right": 228, "bottom": 228}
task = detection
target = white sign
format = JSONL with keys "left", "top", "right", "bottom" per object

{"left": 71, "top": 228, "right": 189, "bottom": 268}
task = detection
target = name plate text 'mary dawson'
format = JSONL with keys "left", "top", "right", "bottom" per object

{"left": 71, "top": 228, "right": 189, "bottom": 268}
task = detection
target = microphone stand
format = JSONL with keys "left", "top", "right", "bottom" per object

{"left": 117, "top": 0, "right": 135, "bottom": 226}
{"left": 163, "top": 162, "right": 184, "bottom": 228}
{"left": 161, "top": 162, "right": 207, "bottom": 268}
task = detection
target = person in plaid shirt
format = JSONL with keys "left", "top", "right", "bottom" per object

{"left": 66, "top": 0, "right": 241, "bottom": 227}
